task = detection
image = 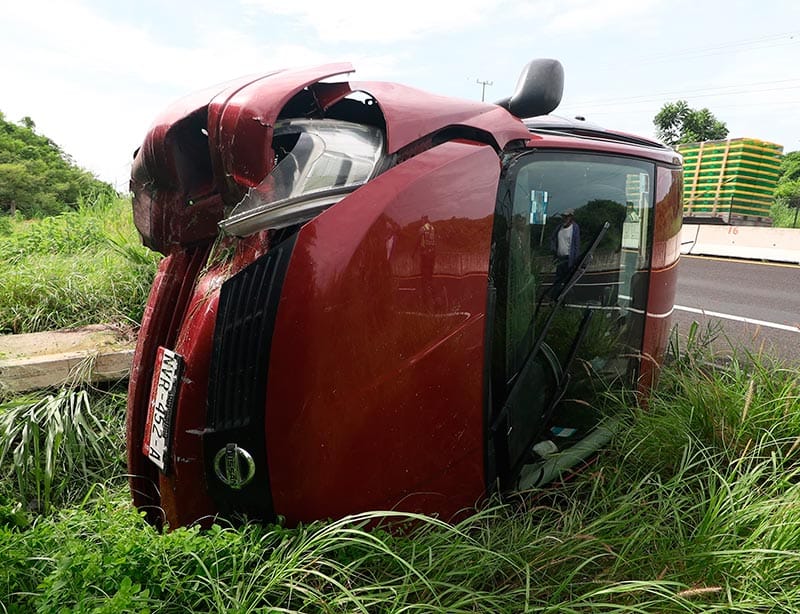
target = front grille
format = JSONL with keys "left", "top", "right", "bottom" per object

{"left": 204, "top": 233, "right": 297, "bottom": 520}
{"left": 208, "top": 249, "right": 289, "bottom": 430}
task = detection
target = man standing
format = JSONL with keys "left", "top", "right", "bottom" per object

{"left": 550, "top": 208, "right": 580, "bottom": 296}
{"left": 418, "top": 215, "right": 436, "bottom": 281}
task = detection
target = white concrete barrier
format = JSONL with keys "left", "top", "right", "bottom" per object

{"left": 681, "top": 224, "right": 800, "bottom": 264}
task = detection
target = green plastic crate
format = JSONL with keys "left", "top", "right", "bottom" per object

{"left": 679, "top": 138, "right": 783, "bottom": 222}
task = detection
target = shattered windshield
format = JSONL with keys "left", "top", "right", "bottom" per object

{"left": 221, "top": 119, "right": 384, "bottom": 235}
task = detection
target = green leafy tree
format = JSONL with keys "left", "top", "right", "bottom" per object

{"left": 778, "top": 150, "right": 800, "bottom": 183}
{"left": 775, "top": 179, "right": 800, "bottom": 203}
{"left": 0, "top": 112, "right": 114, "bottom": 217}
{"left": 0, "top": 163, "right": 34, "bottom": 215}
{"left": 653, "top": 100, "right": 729, "bottom": 147}
{"left": 773, "top": 151, "right": 800, "bottom": 227}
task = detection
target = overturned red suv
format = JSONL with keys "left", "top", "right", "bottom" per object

{"left": 127, "top": 60, "right": 682, "bottom": 529}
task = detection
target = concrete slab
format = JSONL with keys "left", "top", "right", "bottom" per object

{"left": 0, "top": 325, "right": 136, "bottom": 393}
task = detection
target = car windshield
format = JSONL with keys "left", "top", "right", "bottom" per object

{"left": 221, "top": 119, "right": 384, "bottom": 235}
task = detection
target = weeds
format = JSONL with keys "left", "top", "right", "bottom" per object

{"left": 0, "top": 387, "right": 126, "bottom": 514}
{"left": 0, "top": 194, "right": 159, "bottom": 333}
{"left": 771, "top": 198, "right": 800, "bottom": 228}
{"left": 0, "top": 347, "right": 799, "bottom": 612}
{"left": 4, "top": 421, "right": 800, "bottom": 612}
{"left": 0, "top": 208, "right": 106, "bottom": 265}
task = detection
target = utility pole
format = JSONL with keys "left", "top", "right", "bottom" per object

{"left": 476, "top": 78, "right": 493, "bottom": 102}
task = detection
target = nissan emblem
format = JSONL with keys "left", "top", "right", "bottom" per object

{"left": 214, "top": 443, "right": 256, "bottom": 489}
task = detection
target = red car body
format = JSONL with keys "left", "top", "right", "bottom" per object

{"left": 128, "top": 62, "right": 682, "bottom": 529}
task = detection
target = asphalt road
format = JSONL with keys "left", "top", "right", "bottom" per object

{"left": 673, "top": 255, "right": 800, "bottom": 363}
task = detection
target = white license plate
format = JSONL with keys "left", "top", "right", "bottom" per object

{"left": 142, "top": 347, "right": 183, "bottom": 472}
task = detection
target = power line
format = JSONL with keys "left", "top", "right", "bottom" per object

{"left": 581, "top": 31, "right": 800, "bottom": 80}
{"left": 580, "top": 99, "right": 800, "bottom": 116}
{"left": 575, "top": 85, "right": 800, "bottom": 110}
{"left": 555, "top": 31, "right": 800, "bottom": 144}
{"left": 571, "top": 77, "right": 800, "bottom": 106}
{"left": 558, "top": 31, "right": 800, "bottom": 115}
{"left": 625, "top": 31, "right": 800, "bottom": 65}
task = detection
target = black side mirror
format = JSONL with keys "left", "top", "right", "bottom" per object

{"left": 496, "top": 59, "right": 564, "bottom": 118}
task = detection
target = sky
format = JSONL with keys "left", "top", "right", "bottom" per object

{"left": 2, "top": 0, "right": 799, "bottom": 189}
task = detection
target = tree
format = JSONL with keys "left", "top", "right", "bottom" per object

{"left": 0, "top": 112, "right": 115, "bottom": 216}
{"left": 653, "top": 100, "right": 729, "bottom": 148}
{"left": 0, "top": 163, "right": 34, "bottom": 215}
{"left": 778, "top": 150, "right": 800, "bottom": 183}
{"left": 775, "top": 179, "right": 800, "bottom": 203}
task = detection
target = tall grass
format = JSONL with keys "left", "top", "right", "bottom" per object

{"left": 0, "top": 386, "right": 126, "bottom": 514}
{"left": 4, "top": 438, "right": 800, "bottom": 612}
{"left": 771, "top": 199, "right": 800, "bottom": 228}
{"left": 0, "top": 336, "right": 798, "bottom": 612}
{"left": 0, "top": 193, "right": 160, "bottom": 333}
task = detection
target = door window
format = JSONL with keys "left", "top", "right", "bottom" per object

{"left": 503, "top": 152, "right": 654, "bottom": 382}
{"left": 492, "top": 152, "right": 655, "bottom": 482}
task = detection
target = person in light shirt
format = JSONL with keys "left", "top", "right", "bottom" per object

{"left": 549, "top": 208, "right": 580, "bottom": 297}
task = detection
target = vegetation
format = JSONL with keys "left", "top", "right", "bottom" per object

{"left": 0, "top": 327, "right": 798, "bottom": 611}
{"left": 777, "top": 150, "right": 800, "bottom": 184}
{"left": 773, "top": 150, "right": 800, "bottom": 227}
{"left": 0, "top": 193, "right": 159, "bottom": 333}
{"left": 653, "top": 101, "right": 729, "bottom": 148}
{"left": 0, "top": 111, "right": 115, "bottom": 217}
{"left": 0, "top": 387, "right": 125, "bottom": 514}
{"left": 771, "top": 197, "right": 800, "bottom": 228}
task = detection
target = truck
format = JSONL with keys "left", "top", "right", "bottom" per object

{"left": 127, "top": 60, "right": 683, "bottom": 529}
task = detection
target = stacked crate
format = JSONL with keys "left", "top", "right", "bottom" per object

{"left": 679, "top": 138, "right": 783, "bottom": 224}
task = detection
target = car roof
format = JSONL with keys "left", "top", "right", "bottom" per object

{"left": 522, "top": 115, "right": 680, "bottom": 165}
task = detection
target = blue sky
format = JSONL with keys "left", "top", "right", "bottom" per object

{"left": 2, "top": 0, "right": 799, "bottom": 188}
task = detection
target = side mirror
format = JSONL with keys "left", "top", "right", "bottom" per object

{"left": 496, "top": 59, "right": 564, "bottom": 118}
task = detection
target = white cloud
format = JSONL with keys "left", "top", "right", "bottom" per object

{"left": 512, "top": 0, "right": 662, "bottom": 35}
{"left": 242, "top": 0, "right": 509, "bottom": 43}
{"left": 2, "top": 0, "right": 362, "bottom": 91}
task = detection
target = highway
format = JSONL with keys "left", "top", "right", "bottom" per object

{"left": 673, "top": 255, "right": 800, "bottom": 362}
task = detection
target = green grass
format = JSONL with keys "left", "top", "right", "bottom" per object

{"left": 0, "top": 386, "right": 126, "bottom": 514}
{"left": 771, "top": 199, "right": 800, "bottom": 228}
{"left": 0, "top": 194, "right": 160, "bottom": 333}
{"left": 0, "top": 340, "right": 798, "bottom": 612}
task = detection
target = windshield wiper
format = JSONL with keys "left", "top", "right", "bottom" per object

{"left": 552, "top": 221, "right": 610, "bottom": 304}
{"left": 506, "top": 220, "right": 609, "bottom": 392}
{"left": 508, "top": 306, "right": 594, "bottom": 480}
{"left": 490, "top": 221, "right": 610, "bottom": 470}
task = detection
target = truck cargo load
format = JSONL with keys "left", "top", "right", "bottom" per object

{"left": 679, "top": 138, "right": 782, "bottom": 225}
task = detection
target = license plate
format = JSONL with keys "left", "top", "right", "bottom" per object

{"left": 142, "top": 347, "right": 183, "bottom": 472}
